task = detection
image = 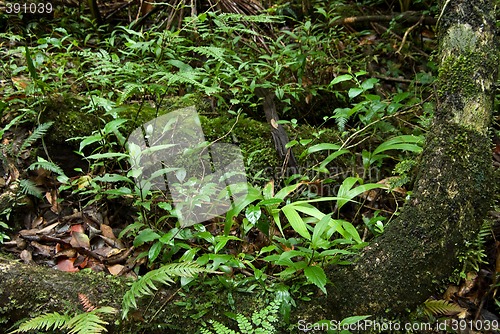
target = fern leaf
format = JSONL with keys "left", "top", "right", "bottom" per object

{"left": 18, "top": 179, "right": 43, "bottom": 198}
{"left": 13, "top": 312, "right": 70, "bottom": 332}
{"left": 423, "top": 299, "right": 467, "bottom": 317}
{"left": 65, "top": 312, "right": 108, "bottom": 334}
{"left": 122, "top": 262, "right": 208, "bottom": 319}
{"left": 18, "top": 122, "right": 53, "bottom": 154}
{"left": 118, "top": 83, "right": 143, "bottom": 104}
{"left": 28, "top": 157, "right": 66, "bottom": 176}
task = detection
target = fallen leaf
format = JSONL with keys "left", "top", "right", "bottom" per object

{"left": 31, "top": 216, "right": 45, "bottom": 229}
{"left": 107, "top": 264, "right": 124, "bottom": 275}
{"left": 56, "top": 258, "right": 79, "bottom": 272}
{"left": 20, "top": 249, "right": 33, "bottom": 263}
{"left": 54, "top": 248, "right": 77, "bottom": 258}
{"left": 100, "top": 224, "right": 116, "bottom": 240}
{"left": 70, "top": 224, "right": 84, "bottom": 233}
{"left": 70, "top": 232, "right": 90, "bottom": 249}
{"left": 31, "top": 241, "right": 52, "bottom": 257}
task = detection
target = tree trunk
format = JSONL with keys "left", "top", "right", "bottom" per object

{"left": 0, "top": 0, "right": 497, "bottom": 332}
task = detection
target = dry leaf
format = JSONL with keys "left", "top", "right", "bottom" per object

{"left": 56, "top": 258, "right": 79, "bottom": 272}
{"left": 107, "top": 264, "right": 124, "bottom": 276}
{"left": 70, "top": 232, "right": 90, "bottom": 249}
{"left": 20, "top": 249, "right": 33, "bottom": 263}
{"left": 100, "top": 224, "right": 116, "bottom": 240}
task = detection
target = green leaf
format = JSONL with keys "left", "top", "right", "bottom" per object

{"left": 78, "top": 134, "right": 103, "bottom": 152}
{"left": 340, "top": 315, "right": 371, "bottom": 326}
{"left": 148, "top": 241, "right": 163, "bottom": 262}
{"left": 361, "top": 77, "right": 378, "bottom": 91}
{"left": 281, "top": 205, "right": 310, "bottom": 240}
{"left": 342, "top": 221, "right": 362, "bottom": 243}
{"left": 214, "top": 236, "right": 240, "bottom": 253}
{"left": 348, "top": 87, "right": 363, "bottom": 99}
{"left": 304, "top": 266, "right": 327, "bottom": 294}
{"left": 311, "top": 214, "right": 332, "bottom": 249}
{"left": 257, "top": 198, "right": 283, "bottom": 207}
{"left": 330, "top": 74, "right": 352, "bottom": 86}
{"left": 300, "top": 143, "right": 342, "bottom": 158}
{"left": 245, "top": 205, "right": 261, "bottom": 225}
{"left": 274, "top": 182, "right": 302, "bottom": 200}
{"left": 86, "top": 152, "right": 129, "bottom": 160}
{"left": 337, "top": 177, "right": 386, "bottom": 210}
{"left": 225, "top": 186, "right": 262, "bottom": 235}
{"left": 372, "top": 135, "right": 424, "bottom": 156}
{"left": 94, "top": 174, "right": 133, "bottom": 183}
{"left": 133, "top": 228, "right": 160, "bottom": 247}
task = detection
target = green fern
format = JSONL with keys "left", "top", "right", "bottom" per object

{"left": 118, "top": 83, "right": 144, "bottom": 104}
{"left": 201, "top": 299, "right": 281, "bottom": 334}
{"left": 12, "top": 312, "right": 70, "bottom": 333}
{"left": 18, "top": 179, "right": 43, "bottom": 198}
{"left": 18, "top": 122, "right": 53, "bottom": 156}
{"left": 423, "top": 299, "right": 466, "bottom": 317}
{"left": 122, "top": 262, "right": 209, "bottom": 319}
{"left": 11, "top": 306, "right": 116, "bottom": 334}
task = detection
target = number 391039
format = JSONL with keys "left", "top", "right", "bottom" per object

{"left": 5, "top": 2, "right": 53, "bottom": 14}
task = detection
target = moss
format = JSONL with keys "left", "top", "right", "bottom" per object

{"left": 200, "top": 114, "right": 280, "bottom": 177}
{"left": 41, "top": 93, "right": 211, "bottom": 148}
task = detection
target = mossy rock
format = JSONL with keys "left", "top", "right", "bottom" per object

{"left": 200, "top": 114, "right": 279, "bottom": 178}
{"left": 42, "top": 93, "right": 211, "bottom": 147}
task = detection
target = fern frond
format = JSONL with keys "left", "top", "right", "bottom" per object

{"left": 122, "top": 262, "right": 208, "bottom": 319}
{"left": 79, "top": 293, "right": 97, "bottom": 312}
{"left": 190, "top": 46, "right": 230, "bottom": 66}
{"left": 65, "top": 312, "right": 108, "bottom": 334}
{"left": 18, "top": 122, "right": 53, "bottom": 155}
{"left": 18, "top": 179, "right": 43, "bottom": 198}
{"left": 423, "top": 299, "right": 466, "bottom": 317}
{"left": 28, "top": 157, "right": 66, "bottom": 176}
{"left": 211, "top": 320, "right": 238, "bottom": 334}
{"left": 12, "top": 312, "right": 70, "bottom": 333}
{"left": 118, "top": 83, "right": 144, "bottom": 104}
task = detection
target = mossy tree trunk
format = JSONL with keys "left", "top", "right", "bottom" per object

{"left": 0, "top": 0, "right": 497, "bottom": 332}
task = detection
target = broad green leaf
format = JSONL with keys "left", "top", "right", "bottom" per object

{"left": 311, "top": 214, "right": 332, "bottom": 249}
{"left": 318, "top": 149, "right": 350, "bottom": 170}
{"left": 342, "top": 221, "right": 362, "bottom": 243}
{"left": 282, "top": 205, "right": 310, "bottom": 240}
{"left": 300, "top": 143, "right": 342, "bottom": 158}
{"left": 133, "top": 228, "right": 160, "bottom": 247}
{"left": 94, "top": 173, "right": 133, "bottom": 183}
{"left": 262, "top": 180, "right": 274, "bottom": 200}
{"left": 340, "top": 315, "right": 371, "bottom": 326}
{"left": 257, "top": 198, "right": 283, "bottom": 206}
{"left": 224, "top": 186, "right": 262, "bottom": 235}
{"left": 86, "top": 152, "right": 128, "bottom": 160}
{"left": 372, "top": 135, "right": 424, "bottom": 156}
{"left": 245, "top": 205, "right": 261, "bottom": 225}
{"left": 361, "top": 77, "right": 378, "bottom": 91}
{"left": 214, "top": 236, "right": 240, "bottom": 253}
{"left": 148, "top": 241, "right": 163, "bottom": 262}
{"left": 348, "top": 87, "right": 363, "bottom": 99}
{"left": 274, "top": 182, "right": 302, "bottom": 200}
{"left": 78, "top": 134, "right": 103, "bottom": 152}
{"left": 304, "top": 266, "right": 327, "bottom": 294}
{"left": 330, "top": 74, "right": 352, "bottom": 86}
{"left": 337, "top": 177, "right": 386, "bottom": 210}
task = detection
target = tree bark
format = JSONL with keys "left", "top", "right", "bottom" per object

{"left": 0, "top": 0, "right": 497, "bottom": 332}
